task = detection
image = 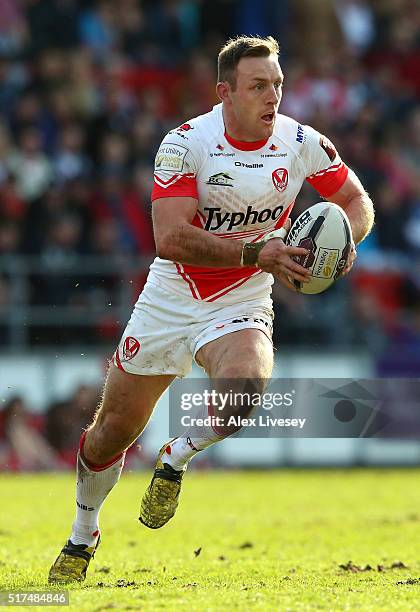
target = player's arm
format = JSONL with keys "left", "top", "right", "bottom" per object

{"left": 153, "top": 196, "right": 310, "bottom": 287}
{"left": 327, "top": 168, "right": 374, "bottom": 245}
{"left": 304, "top": 126, "right": 374, "bottom": 276}
{"left": 153, "top": 196, "right": 242, "bottom": 266}
{"left": 327, "top": 169, "right": 374, "bottom": 276}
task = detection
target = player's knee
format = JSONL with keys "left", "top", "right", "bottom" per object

{"left": 215, "top": 361, "right": 270, "bottom": 383}
{"left": 214, "top": 340, "right": 272, "bottom": 381}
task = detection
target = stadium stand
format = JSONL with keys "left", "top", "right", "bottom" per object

{"left": 0, "top": 0, "right": 418, "bottom": 468}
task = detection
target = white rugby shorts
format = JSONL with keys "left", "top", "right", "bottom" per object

{"left": 113, "top": 279, "right": 273, "bottom": 377}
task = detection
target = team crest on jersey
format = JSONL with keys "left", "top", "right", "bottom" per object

{"left": 206, "top": 172, "right": 234, "bottom": 187}
{"left": 122, "top": 337, "right": 141, "bottom": 360}
{"left": 272, "top": 168, "right": 288, "bottom": 192}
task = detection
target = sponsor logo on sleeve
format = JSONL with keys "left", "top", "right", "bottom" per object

{"left": 272, "top": 167, "right": 289, "bottom": 192}
{"left": 155, "top": 143, "right": 188, "bottom": 172}
{"left": 296, "top": 124, "right": 305, "bottom": 143}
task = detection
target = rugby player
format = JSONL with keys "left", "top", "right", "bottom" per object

{"left": 49, "top": 35, "right": 374, "bottom": 583}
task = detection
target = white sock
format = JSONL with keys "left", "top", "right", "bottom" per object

{"left": 163, "top": 418, "right": 224, "bottom": 471}
{"left": 163, "top": 393, "right": 260, "bottom": 471}
{"left": 70, "top": 440, "right": 125, "bottom": 547}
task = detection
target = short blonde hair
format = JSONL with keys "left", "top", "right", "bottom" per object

{"left": 218, "top": 35, "right": 280, "bottom": 89}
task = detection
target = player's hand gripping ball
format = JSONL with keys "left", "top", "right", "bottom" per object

{"left": 285, "top": 202, "right": 354, "bottom": 294}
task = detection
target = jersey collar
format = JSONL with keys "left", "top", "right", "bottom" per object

{"left": 224, "top": 130, "right": 268, "bottom": 151}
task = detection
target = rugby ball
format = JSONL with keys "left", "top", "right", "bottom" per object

{"left": 285, "top": 202, "right": 352, "bottom": 294}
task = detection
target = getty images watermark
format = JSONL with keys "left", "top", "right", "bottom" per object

{"left": 168, "top": 378, "right": 420, "bottom": 438}
{"left": 179, "top": 388, "right": 305, "bottom": 431}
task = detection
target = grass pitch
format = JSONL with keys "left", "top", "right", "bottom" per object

{"left": 0, "top": 469, "right": 420, "bottom": 611}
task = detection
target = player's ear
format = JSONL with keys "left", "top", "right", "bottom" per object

{"left": 216, "top": 81, "right": 231, "bottom": 103}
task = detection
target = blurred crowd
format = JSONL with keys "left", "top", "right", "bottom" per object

{"left": 0, "top": 385, "right": 147, "bottom": 471}
{"left": 0, "top": 0, "right": 418, "bottom": 364}
{"left": 0, "top": 388, "right": 96, "bottom": 470}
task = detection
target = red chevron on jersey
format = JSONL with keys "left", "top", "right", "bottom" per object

{"left": 152, "top": 173, "right": 197, "bottom": 199}
{"left": 176, "top": 263, "right": 263, "bottom": 302}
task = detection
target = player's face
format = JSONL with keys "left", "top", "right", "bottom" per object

{"left": 223, "top": 55, "right": 283, "bottom": 141}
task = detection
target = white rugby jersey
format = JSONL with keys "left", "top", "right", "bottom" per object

{"left": 150, "top": 103, "right": 348, "bottom": 304}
